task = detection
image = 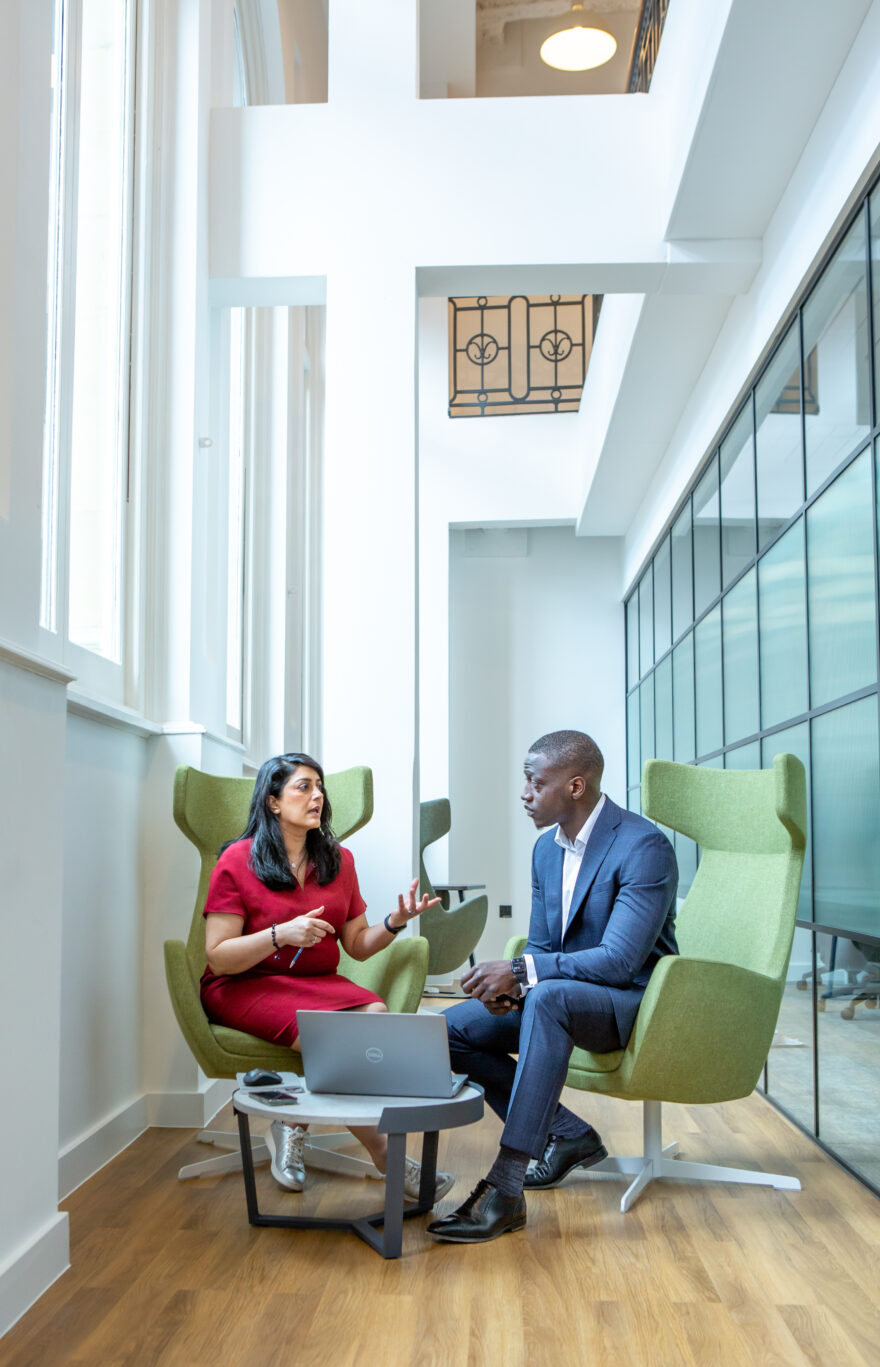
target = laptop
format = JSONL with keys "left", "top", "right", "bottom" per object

{"left": 297, "top": 1011, "right": 469, "bottom": 1098}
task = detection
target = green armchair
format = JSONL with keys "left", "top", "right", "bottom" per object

{"left": 165, "top": 763, "right": 429, "bottom": 1180}
{"left": 506, "top": 754, "right": 806, "bottom": 1211}
{"left": 419, "top": 799, "right": 489, "bottom": 977}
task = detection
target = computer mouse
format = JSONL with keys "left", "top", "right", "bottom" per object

{"left": 242, "top": 1068, "right": 283, "bottom": 1088}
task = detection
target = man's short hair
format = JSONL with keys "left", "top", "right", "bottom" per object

{"left": 528, "top": 730, "right": 604, "bottom": 784}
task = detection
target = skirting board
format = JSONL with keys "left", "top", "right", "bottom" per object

{"left": 58, "top": 1096, "right": 150, "bottom": 1201}
{"left": 0, "top": 1212, "right": 69, "bottom": 1339}
{"left": 58, "top": 1082, "right": 236, "bottom": 1203}
{"left": 147, "top": 1077, "right": 235, "bottom": 1128}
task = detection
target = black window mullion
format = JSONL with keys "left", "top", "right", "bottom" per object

{"left": 811, "top": 929, "right": 820, "bottom": 1136}
{"left": 799, "top": 307, "right": 812, "bottom": 713}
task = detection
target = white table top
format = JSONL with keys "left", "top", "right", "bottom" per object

{"left": 232, "top": 1072, "right": 482, "bottom": 1129}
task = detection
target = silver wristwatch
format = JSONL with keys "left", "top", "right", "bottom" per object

{"left": 510, "top": 955, "right": 528, "bottom": 987}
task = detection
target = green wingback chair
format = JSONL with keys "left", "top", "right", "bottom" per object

{"left": 165, "top": 763, "right": 429, "bottom": 1180}
{"left": 419, "top": 798, "right": 489, "bottom": 977}
{"left": 506, "top": 755, "right": 806, "bottom": 1211}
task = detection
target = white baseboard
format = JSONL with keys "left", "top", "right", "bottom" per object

{"left": 0, "top": 1212, "right": 69, "bottom": 1339}
{"left": 147, "top": 1077, "right": 235, "bottom": 1128}
{"left": 58, "top": 1096, "right": 150, "bottom": 1201}
{"left": 57, "top": 1083, "right": 236, "bottom": 1202}
{"left": 1, "top": 1084, "right": 236, "bottom": 1338}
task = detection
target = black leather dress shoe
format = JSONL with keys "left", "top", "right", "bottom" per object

{"left": 427, "top": 1179, "right": 526, "bottom": 1243}
{"left": 523, "top": 1130, "right": 608, "bottom": 1189}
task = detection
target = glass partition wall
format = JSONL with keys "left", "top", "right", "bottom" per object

{"left": 625, "top": 181, "right": 880, "bottom": 1195}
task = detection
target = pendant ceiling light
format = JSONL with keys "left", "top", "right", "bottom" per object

{"left": 539, "top": 2, "right": 618, "bottom": 73}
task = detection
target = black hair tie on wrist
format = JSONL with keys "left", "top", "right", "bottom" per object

{"left": 384, "top": 914, "right": 404, "bottom": 936}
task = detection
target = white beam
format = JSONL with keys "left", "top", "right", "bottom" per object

{"left": 576, "top": 292, "right": 733, "bottom": 535}
{"left": 665, "top": 0, "right": 875, "bottom": 239}
{"left": 209, "top": 93, "right": 670, "bottom": 284}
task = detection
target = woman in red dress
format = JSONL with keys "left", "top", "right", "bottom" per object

{"left": 201, "top": 752, "right": 453, "bottom": 1202}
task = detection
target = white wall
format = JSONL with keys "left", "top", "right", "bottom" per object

{"left": 446, "top": 527, "right": 624, "bottom": 959}
{"left": 0, "top": 658, "right": 70, "bottom": 1334}
{"left": 59, "top": 717, "right": 148, "bottom": 1197}
{"left": 0, "top": 0, "right": 72, "bottom": 1336}
{"left": 140, "top": 729, "right": 243, "bottom": 1126}
{"left": 418, "top": 294, "right": 588, "bottom": 838}
{"left": 413, "top": 293, "right": 628, "bottom": 974}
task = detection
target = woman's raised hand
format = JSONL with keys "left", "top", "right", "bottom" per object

{"left": 280, "top": 907, "right": 336, "bottom": 948}
{"left": 389, "top": 878, "right": 442, "bottom": 930}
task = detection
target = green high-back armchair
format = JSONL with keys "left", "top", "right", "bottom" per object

{"left": 506, "top": 755, "right": 807, "bottom": 1211}
{"left": 165, "top": 763, "right": 429, "bottom": 1180}
{"left": 419, "top": 798, "right": 488, "bottom": 977}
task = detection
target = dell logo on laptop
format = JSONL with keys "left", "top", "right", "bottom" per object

{"left": 365, "top": 1047, "right": 384, "bottom": 1063}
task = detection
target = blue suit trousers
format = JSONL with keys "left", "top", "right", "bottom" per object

{"left": 444, "top": 979, "right": 622, "bottom": 1158}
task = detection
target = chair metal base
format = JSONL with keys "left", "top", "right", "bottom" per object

{"left": 587, "top": 1101, "right": 801, "bottom": 1212}
{"left": 177, "top": 1127, "right": 382, "bottom": 1182}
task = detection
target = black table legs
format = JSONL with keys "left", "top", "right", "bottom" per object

{"left": 234, "top": 1109, "right": 439, "bottom": 1259}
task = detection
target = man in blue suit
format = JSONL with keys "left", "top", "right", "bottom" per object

{"left": 428, "top": 730, "right": 678, "bottom": 1244}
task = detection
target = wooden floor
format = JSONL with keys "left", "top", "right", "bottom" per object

{"left": 2, "top": 1086, "right": 879, "bottom": 1367}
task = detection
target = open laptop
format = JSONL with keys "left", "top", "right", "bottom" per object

{"left": 297, "top": 1011, "right": 469, "bottom": 1098}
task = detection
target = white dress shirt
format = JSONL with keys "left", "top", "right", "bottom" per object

{"left": 522, "top": 794, "right": 607, "bottom": 989}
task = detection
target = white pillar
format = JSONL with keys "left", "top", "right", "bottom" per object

{"left": 321, "top": 261, "right": 419, "bottom": 912}
{"left": 321, "top": 0, "right": 421, "bottom": 912}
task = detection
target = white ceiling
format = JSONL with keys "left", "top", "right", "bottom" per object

{"left": 578, "top": 0, "right": 877, "bottom": 554}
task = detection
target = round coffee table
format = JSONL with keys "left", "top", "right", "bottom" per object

{"left": 233, "top": 1074, "right": 483, "bottom": 1258}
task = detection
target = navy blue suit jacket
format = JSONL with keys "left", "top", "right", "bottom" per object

{"left": 525, "top": 797, "right": 679, "bottom": 1042}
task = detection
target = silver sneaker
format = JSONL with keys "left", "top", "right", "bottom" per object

{"left": 266, "top": 1121, "right": 306, "bottom": 1191}
{"left": 403, "top": 1156, "right": 455, "bottom": 1204}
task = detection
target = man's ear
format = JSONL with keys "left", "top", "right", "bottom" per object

{"left": 569, "top": 775, "right": 586, "bottom": 799}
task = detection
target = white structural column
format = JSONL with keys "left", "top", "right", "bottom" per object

{"left": 320, "top": 1, "right": 421, "bottom": 906}
{"left": 322, "top": 261, "right": 420, "bottom": 908}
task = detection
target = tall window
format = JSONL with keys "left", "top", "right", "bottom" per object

{"left": 41, "top": 0, "right": 69, "bottom": 630}
{"left": 624, "top": 186, "right": 880, "bottom": 1196}
{"left": 41, "top": 0, "right": 138, "bottom": 674}
{"left": 227, "top": 308, "right": 247, "bottom": 732}
{"left": 232, "top": 6, "right": 249, "bottom": 107}
{"left": 228, "top": 11, "right": 249, "bottom": 735}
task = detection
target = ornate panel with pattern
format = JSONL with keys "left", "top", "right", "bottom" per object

{"left": 448, "top": 294, "right": 599, "bottom": 417}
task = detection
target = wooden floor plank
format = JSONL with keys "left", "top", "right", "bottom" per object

{"left": 1, "top": 1088, "right": 878, "bottom": 1366}
{"left": 672, "top": 1301, "right": 793, "bottom": 1367}
{"left": 779, "top": 1303, "right": 877, "bottom": 1367}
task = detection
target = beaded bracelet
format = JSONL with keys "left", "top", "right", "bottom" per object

{"left": 270, "top": 923, "right": 279, "bottom": 951}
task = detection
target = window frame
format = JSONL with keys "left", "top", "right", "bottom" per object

{"left": 39, "top": 0, "right": 142, "bottom": 705}
{"left": 226, "top": 304, "right": 251, "bottom": 741}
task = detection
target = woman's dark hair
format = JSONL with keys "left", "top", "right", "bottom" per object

{"left": 229, "top": 753, "right": 341, "bottom": 888}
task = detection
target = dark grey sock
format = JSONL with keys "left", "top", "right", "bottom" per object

{"left": 548, "top": 1104, "right": 592, "bottom": 1141}
{"left": 486, "top": 1145, "right": 531, "bottom": 1199}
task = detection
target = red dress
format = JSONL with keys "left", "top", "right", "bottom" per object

{"left": 200, "top": 838, "right": 382, "bottom": 1047}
